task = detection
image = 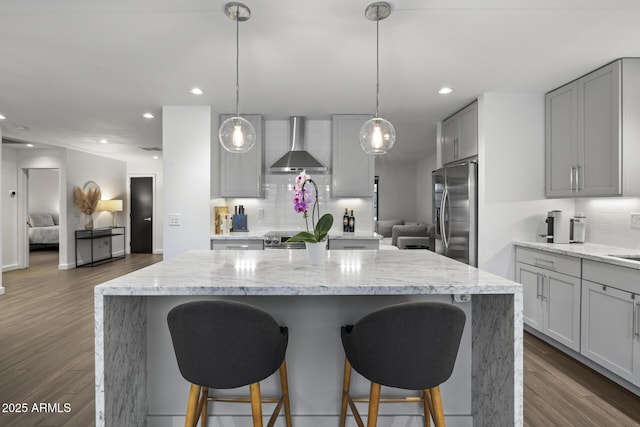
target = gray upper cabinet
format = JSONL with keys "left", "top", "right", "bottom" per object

{"left": 219, "top": 114, "right": 265, "bottom": 198}
{"left": 441, "top": 101, "right": 478, "bottom": 165}
{"left": 545, "top": 59, "right": 640, "bottom": 197}
{"left": 332, "top": 114, "right": 374, "bottom": 197}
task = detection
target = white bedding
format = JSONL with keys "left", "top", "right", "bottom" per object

{"left": 29, "top": 225, "right": 59, "bottom": 244}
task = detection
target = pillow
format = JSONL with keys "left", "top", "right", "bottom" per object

{"left": 376, "top": 219, "right": 404, "bottom": 237}
{"left": 51, "top": 213, "right": 60, "bottom": 225}
{"left": 29, "top": 213, "right": 55, "bottom": 227}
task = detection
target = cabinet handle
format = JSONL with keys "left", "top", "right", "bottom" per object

{"left": 575, "top": 165, "right": 581, "bottom": 192}
{"left": 536, "top": 274, "right": 542, "bottom": 299}
{"left": 534, "top": 258, "right": 556, "bottom": 271}
{"left": 226, "top": 245, "right": 249, "bottom": 250}
{"left": 342, "top": 246, "right": 366, "bottom": 249}
{"left": 542, "top": 274, "right": 548, "bottom": 301}
{"left": 570, "top": 166, "right": 575, "bottom": 192}
{"left": 633, "top": 295, "right": 640, "bottom": 341}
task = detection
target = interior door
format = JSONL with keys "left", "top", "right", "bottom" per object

{"left": 130, "top": 177, "right": 153, "bottom": 253}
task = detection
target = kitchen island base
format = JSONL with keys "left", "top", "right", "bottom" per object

{"left": 95, "top": 250, "right": 522, "bottom": 426}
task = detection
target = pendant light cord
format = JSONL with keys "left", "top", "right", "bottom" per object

{"left": 375, "top": 5, "right": 380, "bottom": 118}
{"left": 235, "top": 6, "right": 240, "bottom": 117}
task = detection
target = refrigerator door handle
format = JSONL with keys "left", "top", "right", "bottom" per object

{"left": 441, "top": 188, "right": 449, "bottom": 249}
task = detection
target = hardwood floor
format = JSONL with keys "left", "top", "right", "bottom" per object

{"left": 1, "top": 250, "right": 639, "bottom": 426}
{"left": 0, "top": 250, "right": 161, "bottom": 427}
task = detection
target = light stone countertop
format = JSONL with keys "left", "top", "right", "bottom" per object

{"left": 513, "top": 241, "right": 640, "bottom": 270}
{"left": 95, "top": 249, "right": 519, "bottom": 296}
{"left": 210, "top": 231, "right": 382, "bottom": 240}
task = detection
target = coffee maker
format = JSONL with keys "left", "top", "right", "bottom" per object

{"left": 546, "top": 210, "right": 570, "bottom": 243}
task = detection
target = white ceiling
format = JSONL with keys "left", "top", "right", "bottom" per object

{"left": 2, "top": 0, "right": 640, "bottom": 163}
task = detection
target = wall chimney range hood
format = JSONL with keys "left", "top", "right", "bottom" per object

{"left": 268, "top": 116, "right": 329, "bottom": 174}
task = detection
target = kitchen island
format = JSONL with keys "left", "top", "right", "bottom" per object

{"left": 95, "top": 250, "right": 522, "bottom": 426}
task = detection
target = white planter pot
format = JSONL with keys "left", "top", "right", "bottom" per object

{"left": 305, "top": 241, "right": 327, "bottom": 265}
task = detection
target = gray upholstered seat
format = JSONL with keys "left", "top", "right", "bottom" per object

{"left": 340, "top": 301, "right": 466, "bottom": 427}
{"left": 167, "top": 300, "right": 292, "bottom": 427}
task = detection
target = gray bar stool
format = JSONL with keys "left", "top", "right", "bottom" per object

{"left": 340, "top": 301, "right": 466, "bottom": 427}
{"left": 167, "top": 300, "right": 292, "bottom": 427}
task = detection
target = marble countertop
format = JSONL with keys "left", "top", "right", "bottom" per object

{"left": 211, "top": 231, "right": 382, "bottom": 240}
{"left": 513, "top": 241, "right": 640, "bottom": 270}
{"left": 95, "top": 249, "right": 519, "bottom": 296}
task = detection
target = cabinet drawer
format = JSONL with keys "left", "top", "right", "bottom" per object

{"left": 328, "top": 239, "right": 379, "bottom": 250}
{"left": 583, "top": 259, "right": 640, "bottom": 294}
{"left": 211, "top": 239, "right": 264, "bottom": 250}
{"left": 515, "top": 247, "right": 581, "bottom": 278}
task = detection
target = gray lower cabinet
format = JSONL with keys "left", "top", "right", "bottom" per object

{"left": 581, "top": 260, "right": 640, "bottom": 386}
{"left": 211, "top": 238, "right": 264, "bottom": 250}
{"left": 328, "top": 239, "right": 379, "bottom": 250}
{"left": 331, "top": 114, "right": 374, "bottom": 197}
{"left": 516, "top": 248, "right": 581, "bottom": 352}
{"left": 219, "top": 114, "right": 265, "bottom": 197}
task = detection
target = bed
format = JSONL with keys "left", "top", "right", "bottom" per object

{"left": 28, "top": 213, "right": 59, "bottom": 248}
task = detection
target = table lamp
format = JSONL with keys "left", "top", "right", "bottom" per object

{"left": 98, "top": 199, "right": 123, "bottom": 227}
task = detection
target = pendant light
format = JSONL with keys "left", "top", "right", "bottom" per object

{"left": 360, "top": 2, "right": 396, "bottom": 155}
{"left": 219, "top": 2, "right": 256, "bottom": 153}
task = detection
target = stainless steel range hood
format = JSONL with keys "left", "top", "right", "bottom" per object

{"left": 268, "top": 116, "right": 329, "bottom": 174}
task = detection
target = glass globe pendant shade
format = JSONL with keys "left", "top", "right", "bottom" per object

{"left": 219, "top": 116, "right": 256, "bottom": 153}
{"left": 359, "top": 117, "right": 396, "bottom": 155}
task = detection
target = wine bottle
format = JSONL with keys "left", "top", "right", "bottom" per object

{"left": 349, "top": 210, "right": 355, "bottom": 232}
{"left": 343, "top": 208, "right": 349, "bottom": 232}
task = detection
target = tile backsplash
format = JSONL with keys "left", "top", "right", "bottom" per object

{"left": 575, "top": 198, "right": 640, "bottom": 249}
{"left": 212, "top": 119, "right": 374, "bottom": 234}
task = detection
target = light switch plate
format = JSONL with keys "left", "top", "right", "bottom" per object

{"left": 168, "top": 213, "right": 181, "bottom": 226}
{"left": 631, "top": 213, "right": 640, "bottom": 230}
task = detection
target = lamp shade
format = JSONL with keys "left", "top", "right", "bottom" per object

{"left": 98, "top": 199, "right": 123, "bottom": 212}
{"left": 219, "top": 116, "right": 256, "bottom": 153}
{"left": 359, "top": 117, "right": 396, "bottom": 154}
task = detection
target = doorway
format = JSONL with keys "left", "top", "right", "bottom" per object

{"left": 130, "top": 176, "right": 153, "bottom": 253}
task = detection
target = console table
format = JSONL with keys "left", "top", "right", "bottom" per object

{"left": 75, "top": 227, "right": 125, "bottom": 267}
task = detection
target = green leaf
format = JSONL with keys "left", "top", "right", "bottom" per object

{"left": 314, "top": 213, "right": 334, "bottom": 242}
{"left": 285, "top": 231, "right": 317, "bottom": 243}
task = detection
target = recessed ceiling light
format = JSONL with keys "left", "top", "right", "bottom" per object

{"left": 143, "top": 112, "right": 155, "bottom": 119}
{"left": 16, "top": 126, "right": 28, "bottom": 131}
{"left": 26, "top": 143, "right": 34, "bottom": 147}
{"left": 189, "top": 87, "right": 204, "bottom": 95}
{"left": 99, "top": 139, "right": 109, "bottom": 144}
{"left": 438, "top": 87, "right": 454, "bottom": 95}
{"left": 153, "top": 155, "right": 159, "bottom": 160}
{"left": 0, "top": 114, "right": 6, "bottom": 120}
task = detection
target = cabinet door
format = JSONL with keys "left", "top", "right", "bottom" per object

{"left": 545, "top": 82, "right": 578, "bottom": 197}
{"left": 441, "top": 116, "right": 458, "bottom": 165}
{"left": 544, "top": 270, "right": 581, "bottom": 351}
{"left": 332, "top": 115, "right": 374, "bottom": 197}
{"left": 578, "top": 61, "right": 622, "bottom": 196}
{"left": 581, "top": 280, "right": 638, "bottom": 384}
{"left": 219, "top": 114, "right": 264, "bottom": 197}
{"left": 516, "top": 262, "right": 544, "bottom": 331}
{"left": 456, "top": 102, "right": 478, "bottom": 160}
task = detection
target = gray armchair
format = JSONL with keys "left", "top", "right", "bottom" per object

{"left": 375, "top": 220, "right": 434, "bottom": 250}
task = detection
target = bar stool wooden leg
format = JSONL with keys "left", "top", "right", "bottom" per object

{"left": 367, "top": 382, "right": 381, "bottom": 427}
{"left": 429, "top": 386, "right": 446, "bottom": 427}
{"left": 279, "top": 360, "right": 293, "bottom": 427}
{"left": 340, "top": 358, "right": 353, "bottom": 427}
{"left": 184, "top": 383, "right": 201, "bottom": 427}
{"left": 422, "top": 389, "right": 431, "bottom": 427}
{"left": 250, "top": 382, "right": 264, "bottom": 427}
{"left": 200, "top": 387, "right": 209, "bottom": 427}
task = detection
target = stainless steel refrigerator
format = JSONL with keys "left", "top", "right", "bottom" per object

{"left": 432, "top": 159, "right": 478, "bottom": 266}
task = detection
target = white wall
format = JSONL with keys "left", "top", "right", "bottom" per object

{"left": 163, "top": 106, "right": 211, "bottom": 259}
{"left": 477, "top": 93, "right": 574, "bottom": 279}
{"left": 375, "top": 157, "right": 418, "bottom": 222}
{"left": 575, "top": 197, "right": 640, "bottom": 249}
{"left": 0, "top": 126, "right": 4, "bottom": 293}
{"left": 28, "top": 169, "right": 59, "bottom": 214}
{"left": 127, "top": 158, "right": 164, "bottom": 254}
{"left": 2, "top": 146, "right": 18, "bottom": 273}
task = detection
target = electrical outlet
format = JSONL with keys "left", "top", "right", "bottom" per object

{"left": 453, "top": 294, "right": 471, "bottom": 303}
{"left": 257, "top": 208, "right": 264, "bottom": 219}
{"left": 168, "top": 214, "right": 181, "bottom": 226}
{"left": 631, "top": 213, "right": 640, "bottom": 230}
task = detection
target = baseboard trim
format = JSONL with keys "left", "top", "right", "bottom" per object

{"left": 2, "top": 264, "right": 18, "bottom": 272}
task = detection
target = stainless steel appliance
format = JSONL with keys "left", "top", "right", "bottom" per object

{"left": 263, "top": 231, "right": 306, "bottom": 249}
{"left": 545, "top": 210, "right": 570, "bottom": 244}
{"left": 432, "top": 159, "right": 477, "bottom": 266}
{"left": 570, "top": 212, "right": 586, "bottom": 243}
